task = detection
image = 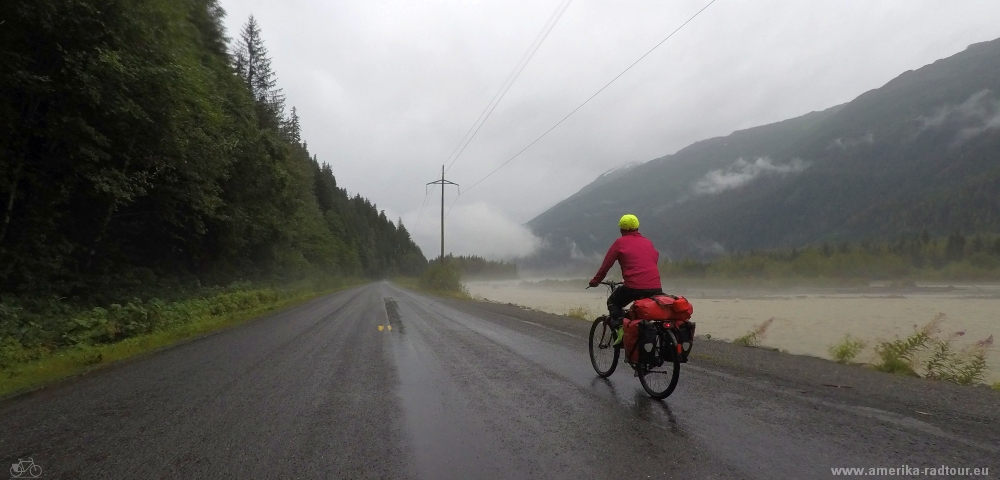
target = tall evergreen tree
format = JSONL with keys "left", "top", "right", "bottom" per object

{"left": 284, "top": 106, "right": 302, "bottom": 143}
{"left": 234, "top": 15, "right": 285, "bottom": 119}
{"left": 0, "top": 4, "right": 426, "bottom": 299}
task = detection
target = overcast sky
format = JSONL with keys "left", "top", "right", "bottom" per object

{"left": 217, "top": 0, "right": 1000, "bottom": 259}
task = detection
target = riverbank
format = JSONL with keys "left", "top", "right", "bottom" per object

{"left": 465, "top": 280, "right": 1000, "bottom": 384}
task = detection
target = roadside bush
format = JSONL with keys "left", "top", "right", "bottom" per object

{"left": 419, "top": 262, "right": 466, "bottom": 294}
{"left": 873, "top": 314, "right": 943, "bottom": 376}
{"left": 566, "top": 306, "right": 594, "bottom": 320}
{"left": 829, "top": 334, "right": 867, "bottom": 363}
{"left": 734, "top": 318, "right": 775, "bottom": 347}
{"left": 1, "top": 286, "right": 306, "bottom": 371}
{"left": 924, "top": 333, "right": 993, "bottom": 385}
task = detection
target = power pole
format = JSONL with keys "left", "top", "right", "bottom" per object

{"left": 426, "top": 165, "right": 459, "bottom": 263}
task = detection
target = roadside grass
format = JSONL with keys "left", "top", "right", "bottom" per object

{"left": 829, "top": 334, "right": 867, "bottom": 364}
{"left": 733, "top": 318, "right": 775, "bottom": 347}
{"left": 0, "top": 280, "right": 366, "bottom": 398}
{"left": 566, "top": 306, "right": 594, "bottom": 321}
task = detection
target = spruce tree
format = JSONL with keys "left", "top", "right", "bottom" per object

{"left": 284, "top": 106, "right": 302, "bottom": 143}
{"left": 234, "top": 15, "right": 285, "bottom": 118}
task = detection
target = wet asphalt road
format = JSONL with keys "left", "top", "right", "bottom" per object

{"left": 1, "top": 282, "right": 997, "bottom": 479}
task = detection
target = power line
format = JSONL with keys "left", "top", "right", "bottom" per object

{"left": 411, "top": 188, "right": 434, "bottom": 232}
{"left": 443, "top": 0, "right": 572, "bottom": 174}
{"left": 460, "top": 0, "right": 719, "bottom": 195}
{"left": 444, "top": 192, "right": 461, "bottom": 220}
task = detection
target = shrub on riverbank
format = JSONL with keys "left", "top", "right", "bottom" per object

{"left": 566, "top": 306, "right": 594, "bottom": 320}
{"left": 733, "top": 318, "right": 774, "bottom": 347}
{"left": 829, "top": 335, "right": 867, "bottom": 364}
{"left": 419, "top": 262, "right": 468, "bottom": 297}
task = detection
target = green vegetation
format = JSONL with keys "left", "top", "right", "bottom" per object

{"left": 0, "top": 3, "right": 425, "bottom": 301}
{"left": 733, "top": 318, "right": 775, "bottom": 347}
{"left": 872, "top": 315, "right": 942, "bottom": 376}
{"left": 661, "top": 233, "right": 1000, "bottom": 282}
{"left": 566, "top": 306, "right": 594, "bottom": 321}
{"left": 415, "top": 262, "right": 469, "bottom": 298}
{"left": 828, "top": 334, "right": 867, "bottom": 364}
{"left": 993, "top": 382, "right": 1000, "bottom": 391}
{"left": 440, "top": 255, "right": 519, "bottom": 280}
{"left": 868, "top": 314, "right": 993, "bottom": 385}
{"left": 924, "top": 333, "right": 993, "bottom": 385}
{"left": 0, "top": 2, "right": 427, "bottom": 392}
{"left": 1, "top": 278, "right": 362, "bottom": 396}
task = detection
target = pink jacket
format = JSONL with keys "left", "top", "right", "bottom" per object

{"left": 591, "top": 231, "right": 662, "bottom": 290}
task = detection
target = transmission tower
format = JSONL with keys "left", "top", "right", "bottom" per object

{"left": 426, "top": 165, "right": 459, "bottom": 262}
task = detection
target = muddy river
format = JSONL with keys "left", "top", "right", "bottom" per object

{"left": 466, "top": 280, "right": 1000, "bottom": 383}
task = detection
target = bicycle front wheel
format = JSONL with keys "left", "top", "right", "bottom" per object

{"left": 589, "top": 316, "right": 619, "bottom": 377}
{"left": 638, "top": 330, "right": 681, "bottom": 399}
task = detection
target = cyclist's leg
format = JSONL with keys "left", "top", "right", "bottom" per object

{"left": 607, "top": 286, "right": 645, "bottom": 326}
{"left": 606, "top": 287, "right": 630, "bottom": 325}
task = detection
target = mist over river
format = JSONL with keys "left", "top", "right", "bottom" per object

{"left": 465, "top": 280, "right": 1000, "bottom": 383}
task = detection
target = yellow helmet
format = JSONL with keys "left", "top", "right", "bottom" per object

{"left": 618, "top": 214, "right": 639, "bottom": 230}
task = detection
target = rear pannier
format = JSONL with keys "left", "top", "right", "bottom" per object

{"left": 637, "top": 320, "right": 663, "bottom": 367}
{"left": 630, "top": 295, "right": 694, "bottom": 321}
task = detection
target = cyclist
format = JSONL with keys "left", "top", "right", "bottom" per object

{"left": 588, "top": 214, "right": 663, "bottom": 344}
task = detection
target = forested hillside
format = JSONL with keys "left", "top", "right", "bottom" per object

{"left": 661, "top": 232, "right": 1000, "bottom": 282}
{"left": 0, "top": 1, "right": 425, "bottom": 301}
{"left": 527, "top": 37, "right": 1000, "bottom": 267}
{"left": 436, "top": 255, "right": 519, "bottom": 280}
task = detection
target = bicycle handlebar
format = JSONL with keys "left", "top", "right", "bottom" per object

{"left": 586, "top": 280, "right": 623, "bottom": 289}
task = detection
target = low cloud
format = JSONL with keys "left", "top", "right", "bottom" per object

{"left": 404, "top": 201, "right": 541, "bottom": 260}
{"left": 918, "top": 89, "right": 1000, "bottom": 145}
{"left": 829, "top": 133, "right": 874, "bottom": 150}
{"left": 694, "top": 157, "right": 809, "bottom": 194}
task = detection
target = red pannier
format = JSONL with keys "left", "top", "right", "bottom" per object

{"left": 630, "top": 295, "right": 694, "bottom": 321}
{"left": 622, "top": 318, "right": 642, "bottom": 363}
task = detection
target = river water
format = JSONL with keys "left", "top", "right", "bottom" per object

{"left": 466, "top": 280, "right": 1000, "bottom": 383}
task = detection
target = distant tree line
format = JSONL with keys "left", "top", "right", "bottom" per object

{"left": 0, "top": 2, "right": 425, "bottom": 302}
{"left": 435, "top": 255, "right": 519, "bottom": 280}
{"left": 661, "top": 231, "right": 1000, "bottom": 281}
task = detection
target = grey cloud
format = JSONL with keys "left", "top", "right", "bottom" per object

{"left": 694, "top": 157, "right": 809, "bottom": 195}
{"left": 397, "top": 201, "right": 540, "bottom": 260}
{"left": 829, "top": 133, "right": 874, "bottom": 150}
{"left": 918, "top": 89, "right": 1000, "bottom": 145}
{"left": 218, "top": 0, "right": 1000, "bottom": 258}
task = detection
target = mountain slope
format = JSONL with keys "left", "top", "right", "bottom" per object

{"left": 527, "top": 37, "right": 1000, "bottom": 266}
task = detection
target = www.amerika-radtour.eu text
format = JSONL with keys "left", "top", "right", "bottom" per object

{"left": 831, "top": 466, "right": 990, "bottom": 476}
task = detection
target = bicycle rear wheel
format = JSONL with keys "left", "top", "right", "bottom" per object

{"left": 589, "top": 316, "right": 619, "bottom": 377}
{"left": 638, "top": 330, "right": 681, "bottom": 399}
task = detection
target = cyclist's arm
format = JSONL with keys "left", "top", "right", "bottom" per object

{"left": 590, "top": 241, "right": 621, "bottom": 285}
